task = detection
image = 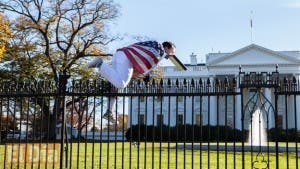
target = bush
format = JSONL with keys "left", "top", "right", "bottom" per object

{"left": 125, "top": 125, "right": 244, "bottom": 142}
{"left": 268, "top": 128, "right": 300, "bottom": 142}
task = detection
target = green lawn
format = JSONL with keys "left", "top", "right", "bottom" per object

{"left": 1, "top": 142, "right": 299, "bottom": 169}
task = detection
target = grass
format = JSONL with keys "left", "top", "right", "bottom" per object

{"left": 1, "top": 142, "right": 299, "bottom": 169}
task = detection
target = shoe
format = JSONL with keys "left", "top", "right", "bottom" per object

{"left": 102, "top": 110, "right": 116, "bottom": 123}
{"left": 85, "top": 57, "right": 103, "bottom": 68}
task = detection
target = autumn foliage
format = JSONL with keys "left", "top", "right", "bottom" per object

{"left": 0, "top": 14, "right": 11, "bottom": 60}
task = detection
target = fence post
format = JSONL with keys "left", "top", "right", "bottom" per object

{"left": 59, "top": 74, "right": 70, "bottom": 169}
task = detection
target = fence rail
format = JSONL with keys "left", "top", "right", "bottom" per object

{"left": 1, "top": 70, "right": 300, "bottom": 169}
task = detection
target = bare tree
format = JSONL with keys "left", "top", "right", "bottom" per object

{"left": 0, "top": 0, "right": 120, "bottom": 139}
{"left": 0, "top": 0, "right": 119, "bottom": 81}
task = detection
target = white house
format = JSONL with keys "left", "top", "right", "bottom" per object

{"left": 128, "top": 44, "right": 300, "bottom": 130}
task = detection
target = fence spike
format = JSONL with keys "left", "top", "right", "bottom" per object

{"left": 183, "top": 79, "right": 187, "bottom": 86}
{"left": 167, "top": 79, "right": 171, "bottom": 86}
{"left": 292, "top": 76, "right": 297, "bottom": 84}
{"left": 160, "top": 79, "right": 164, "bottom": 86}
{"left": 191, "top": 79, "right": 195, "bottom": 87}
{"left": 283, "top": 77, "right": 288, "bottom": 84}
{"left": 207, "top": 78, "right": 211, "bottom": 85}
{"left": 176, "top": 79, "right": 179, "bottom": 87}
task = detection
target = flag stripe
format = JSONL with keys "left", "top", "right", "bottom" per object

{"left": 132, "top": 45, "right": 159, "bottom": 64}
{"left": 126, "top": 47, "right": 152, "bottom": 69}
{"left": 117, "top": 41, "right": 163, "bottom": 74}
{"left": 118, "top": 48, "right": 145, "bottom": 74}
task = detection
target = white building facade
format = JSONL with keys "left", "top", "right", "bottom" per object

{"left": 128, "top": 44, "right": 300, "bottom": 130}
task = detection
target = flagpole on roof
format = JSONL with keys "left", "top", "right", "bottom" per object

{"left": 250, "top": 10, "right": 253, "bottom": 44}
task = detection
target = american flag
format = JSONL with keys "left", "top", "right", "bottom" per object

{"left": 117, "top": 41, "right": 164, "bottom": 74}
{"left": 134, "top": 41, "right": 164, "bottom": 57}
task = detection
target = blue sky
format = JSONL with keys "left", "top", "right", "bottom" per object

{"left": 109, "top": 0, "right": 300, "bottom": 65}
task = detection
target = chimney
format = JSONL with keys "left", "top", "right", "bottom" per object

{"left": 190, "top": 53, "right": 197, "bottom": 65}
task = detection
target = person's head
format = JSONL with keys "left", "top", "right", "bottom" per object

{"left": 162, "top": 41, "right": 176, "bottom": 58}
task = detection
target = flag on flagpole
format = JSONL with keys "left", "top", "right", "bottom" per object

{"left": 250, "top": 10, "right": 253, "bottom": 43}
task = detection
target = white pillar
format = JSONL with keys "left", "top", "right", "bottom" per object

{"left": 236, "top": 75, "right": 242, "bottom": 130}
{"left": 209, "top": 77, "right": 217, "bottom": 125}
{"left": 236, "top": 94, "right": 242, "bottom": 130}
{"left": 296, "top": 96, "right": 300, "bottom": 129}
{"left": 264, "top": 88, "right": 274, "bottom": 129}
{"left": 288, "top": 95, "right": 295, "bottom": 129}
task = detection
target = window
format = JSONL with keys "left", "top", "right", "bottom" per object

{"left": 178, "top": 96, "right": 184, "bottom": 102}
{"left": 196, "top": 114, "right": 202, "bottom": 126}
{"left": 277, "top": 114, "right": 283, "bottom": 129}
{"left": 176, "top": 114, "right": 183, "bottom": 125}
{"left": 139, "top": 96, "right": 145, "bottom": 102}
{"left": 138, "top": 114, "right": 145, "bottom": 125}
{"left": 156, "top": 96, "right": 163, "bottom": 102}
{"left": 157, "top": 114, "right": 164, "bottom": 126}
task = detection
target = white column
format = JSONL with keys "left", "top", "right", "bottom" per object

{"left": 296, "top": 96, "right": 300, "bottom": 129}
{"left": 288, "top": 95, "right": 295, "bottom": 129}
{"left": 235, "top": 75, "right": 242, "bottom": 130}
{"left": 264, "top": 88, "right": 274, "bottom": 129}
{"left": 209, "top": 77, "right": 217, "bottom": 125}
{"left": 297, "top": 75, "right": 300, "bottom": 129}
{"left": 236, "top": 94, "right": 242, "bottom": 130}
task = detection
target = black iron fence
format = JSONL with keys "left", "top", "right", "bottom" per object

{"left": 0, "top": 69, "right": 300, "bottom": 169}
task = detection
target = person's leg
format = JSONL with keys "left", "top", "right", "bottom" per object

{"left": 97, "top": 51, "right": 133, "bottom": 122}
{"left": 86, "top": 51, "right": 134, "bottom": 122}
{"left": 98, "top": 51, "right": 133, "bottom": 89}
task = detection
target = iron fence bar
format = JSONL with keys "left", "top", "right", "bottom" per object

{"left": 69, "top": 95, "right": 74, "bottom": 169}
{"left": 175, "top": 96, "right": 178, "bottom": 169}
{"left": 266, "top": 94, "right": 271, "bottom": 169}
{"left": 250, "top": 94, "right": 254, "bottom": 169}
{"left": 114, "top": 96, "right": 118, "bottom": 169}
{"left": 233, "top": 94, "right": 236, "bottom": 169}
{"left": 59, "top": 86, "right": 67, "bottom": 169}
{"left": 106, "top": 97, "right": 110, "bottom": 169}
{"left": 284, "top": 94, "right": 289, "bottom": 169}
{"left": 167, "top": 95, "right": 171, "bottom": 169}
{"left": 0, "top": 98, "right": 2, "bottom": 144}
{"left": 200, "top": 96, "right": 203, "bottom": 169}
{"left": 25, "top": 98, "right": 30, "bottom": 169}
{"left": 274, "top": 93, "right": 279, "bottom": 169}
{"left": 33, "top": 98, "right": 40, "bottom": 169}
{"left": 129, "top": 96, "right": 133, "bottom": 169}
{"left": 122, "top": 96, "right": 126, "bottom": 169}
{"left": 144, "top": 95, "right": 148, "bottom": 169}
{"left": 191, "top": 96, "right": 195, "bottom": 169}
{"left": 0, "top": 97, "right": 4, "bottom": 169}
{"left": 151, "top": 95, "right": 155, "bottom": 169}
{"left": 241, "top": 87, "right": 245, "bottom": 169}
{"left": 47, "top": 96, "right": 52, "bottom": 169}
{"left": 183, "top": 95, "right": 187, "bottom": 169}
{"left": 18, "top": 98, "right": 22, "bottom": 169}
{"left": 137, "top": 96, "right": 141, "bottom": 169}
{"left": 159, "top": 95, "right": 163, "bottom": 169}
{"left": 64, "top": 119, "right": 69, "bottom": 168}
{"left": 225, "top": 95, "right": 228, "bottom": 169}
{"left": 92, "top": 96, "right": 96, "bottom": 169}
{"left": 84, "top": 95, "right": 88, "bottom": 169}
{"left": 12, "top": 98, "right": 17, "bottom": 168}
{"left": 216, "top": 95, "right": 220, "bottom": 169}
{"left": 207, "top": 95, "right": 211, "bottom": 169}
{"left": 99, "top": 95, "right": 104, "bottom": 169}
{"left": 294, "top": 94, "right": 298, "bottom": 169}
